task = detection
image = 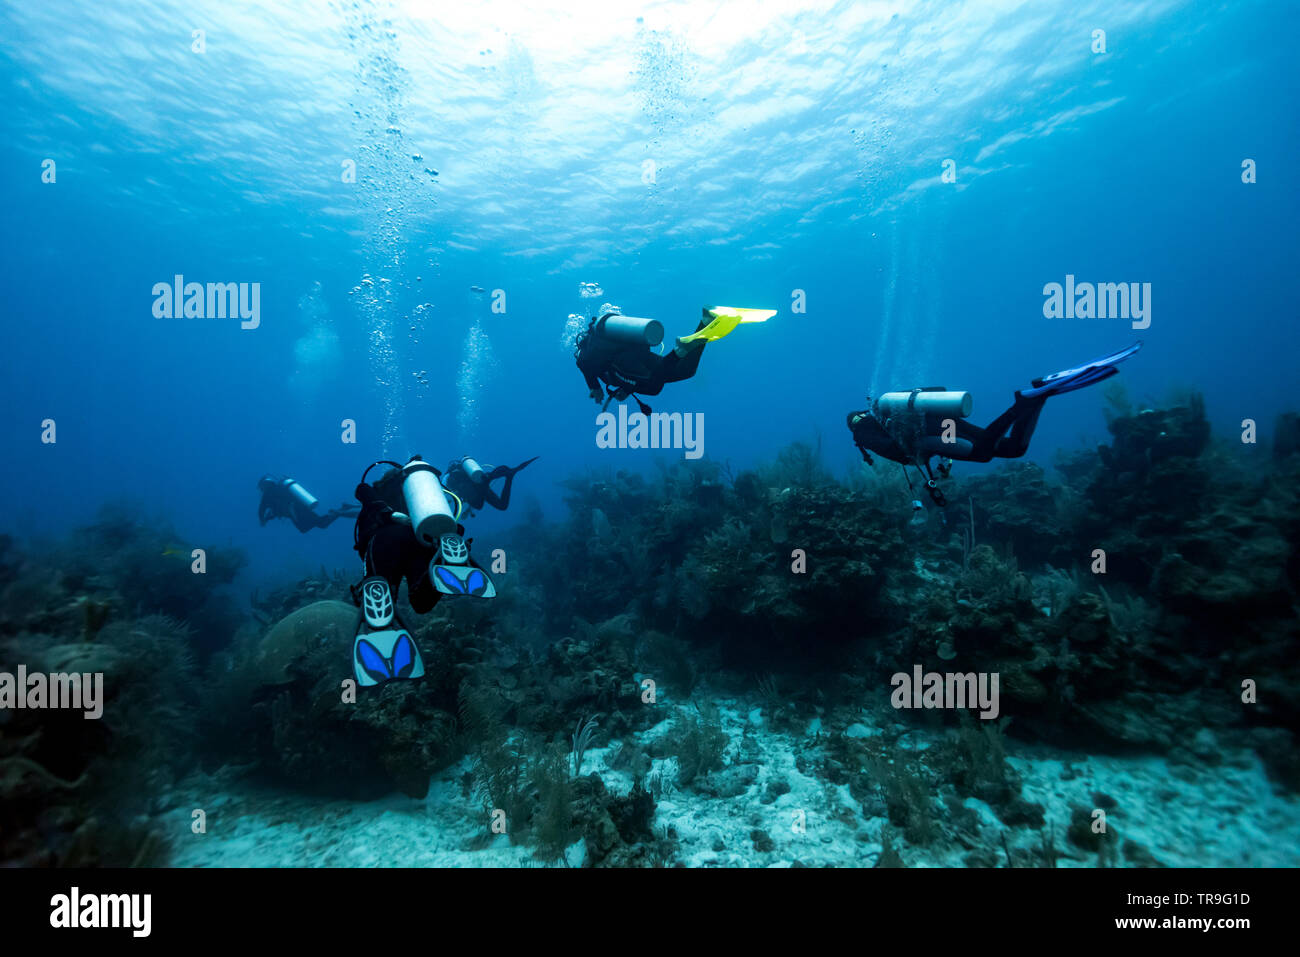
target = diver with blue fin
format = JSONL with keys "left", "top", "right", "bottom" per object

{"left": 441, "top": 454, "right": 539, "bottom": 515}
{"left": 257, "top": 475, "right": 358, "bottom": 532}
{"left": 575, "top": 305, "right": 775, "bottom": 412}
{"left": 349, "top": 455, "right": 496, "bottom": 687}
{"left": 847, "top": 342, "right": 1142, "bottom": 506}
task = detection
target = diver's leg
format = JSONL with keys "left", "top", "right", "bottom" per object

{"left": 645, "top": 341, "right": 706, "bottom": 392}
{"left": 667, "top": 340, "right": 706, "bottom": 381}
{"left": 482, "top": 466, "right": 513, "bottom": 510}
{"left": 394, "top": 532, "right": 440, "bottom": 614}
{"left": 406, "top": 562, "right": 441, "bottom": 614}
{"left": 942, "top": 395, "right": 1042, "bottom": 463}
{"left": 365, "top": 524, "right": 410, "bottom": 597}
{"left": 993, "top": 395, "right": 1046, "bottom": 457}
{"left": 950, "top": 420, "right": 998, "bottom": 463}
{"left": 317, "top": 503, "right": 361, "bottom": 528}
{"left": 973, "top": 393, "right": 1047, "bottom": 459}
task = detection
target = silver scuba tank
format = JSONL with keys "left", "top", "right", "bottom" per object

{"left": 461, "top": 457, "right": 487, "bottom": 484}
{"left": 401, "top": 459, "right": 457, "bottom": 546}
{"left": 600, "top": 314, "right": 664, "bottom": 347}
{"left": 875, "top": 390, "right": 973, "bottom": 420}
{"left": 283, "top": 478, "right": 318, "bottom": 510}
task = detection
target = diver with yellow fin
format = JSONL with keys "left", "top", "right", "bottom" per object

{"left": 575, "top": 305, "right": 775, "bottom": 412}
{"left": 348, "top": 455, "right": 496, "bottom": 687}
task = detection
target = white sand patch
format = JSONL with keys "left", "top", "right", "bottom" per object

{"left": 164, "top": 698, "right": 1300, "bottom": 868}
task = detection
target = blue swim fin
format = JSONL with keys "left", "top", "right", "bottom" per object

{"left": 432, "top": 562, "right": 497, "bottom": 598}
{"left": 353, "top": 628, "right": 425, "bottom": 687}
{"left": 1021, "top": 342, "right": 1142, "bottom": 400}
{"left": 352, "top": 576, "right": 425, "bottom": 687}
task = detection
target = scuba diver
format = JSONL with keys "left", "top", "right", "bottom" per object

{"left": 847, "top": 343, "right": 1142, "bottom": 507}
{"left": 575, "top": 305, "right": 775, "bottom": 411}
{"left": 257, "top": 475, "right": 358, "bottom": 532}
{"left": 441, "top": 455, "right": 539, "bottom": 515}
{"left": 349, "top": 455, "right": 497, "bottom": 687}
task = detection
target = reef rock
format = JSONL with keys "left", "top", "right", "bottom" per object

{"left": 255, "top": 600, "right": 357, "bottom": 687}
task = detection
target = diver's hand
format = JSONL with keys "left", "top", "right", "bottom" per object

{"left": 392, "top": 512, "right": 412, "bottom": 526}
{"left": 589, "top": 386, "right": 604, "bottom": 403}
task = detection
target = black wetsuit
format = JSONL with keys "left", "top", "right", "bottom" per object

{"left": 575, "top": 313, "right": 706, "bottom": 405}
{"left": 442, "top": 457, "right": 538, "bottom": 513}
{"left": 258, "top": 478, "right": 358, "bottom": 533}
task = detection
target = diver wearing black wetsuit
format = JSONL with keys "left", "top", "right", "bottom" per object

{"left": 258, "top": 475, "right": 358, "bottom": 533}
{"left": 442, "top": 456, "right": 539, "bottom": 514}
{"left": 848, "top": 343, "right": 1142, "bottom": 505}
{"left": 352, "top": 465, "right": 484, "bottom": 614}
{"left": 346, "top": 458, "right": 498, "bottom": 688}
{"left": 848, "top": 392, "right": 1049, "bottom": 467}
{"left": 576, "top": 312, "right": 707, "bottom": 407}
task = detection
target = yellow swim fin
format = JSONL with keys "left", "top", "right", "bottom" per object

{"left": 676, "top": 306, "right": 777, "bottom": 347}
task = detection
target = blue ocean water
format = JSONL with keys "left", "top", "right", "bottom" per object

{"left": 2, "top": 1, "right": 1299, "bottom": 874}
{"left": 3, "top": 0, "right": 1295, "bottom": 583}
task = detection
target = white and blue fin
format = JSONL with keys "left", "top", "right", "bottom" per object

{"left": 353, "top": 627, "right": 425, "bottom": 687}
{"left": 352, "top": 576, "right": 424, "bottom": 686}
{"left": 432, "top": 562, "right": 497, "bottom": 598}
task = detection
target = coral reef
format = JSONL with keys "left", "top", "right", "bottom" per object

{"left": 3, "top": 392, "right": 1299, "bottom": 867}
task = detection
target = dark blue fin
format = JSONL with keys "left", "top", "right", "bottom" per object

{"left": 1022, "top": 342, "right": 1142, "bottom": 400}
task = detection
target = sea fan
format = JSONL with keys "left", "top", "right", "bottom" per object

{"left": 571, "top": 713, "right": 601, "bottom": 777}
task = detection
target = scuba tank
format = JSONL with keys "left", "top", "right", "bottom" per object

{"left": 599, "top": 314, "right": 664, "bottom": 347}
{"left": 282, "top": 478, "right": 318, "bottom": 510}
{"left": 401, "top": 458, "right": 457, "bottom": 546}
{"left": 461, "top": 456, "right": 487, "bottom": 484}
{"left": 875, "top": 390, "right": 973, "bottom": 420}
